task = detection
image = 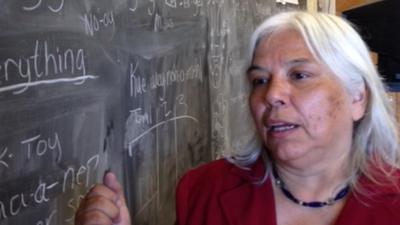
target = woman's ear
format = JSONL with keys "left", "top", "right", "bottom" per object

{"left": 351, "top": 85, "right": 368, "bottom": 121}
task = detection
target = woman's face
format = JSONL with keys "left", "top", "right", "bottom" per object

{"left": 248, "top": 29, "right": 366, "bottom": 167}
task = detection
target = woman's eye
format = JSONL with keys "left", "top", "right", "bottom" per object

{"left": 252, "top": 78, "right": 268, "bottom": 86}
{"left": 291, "top": 72, "right": 309, "bottom": 80}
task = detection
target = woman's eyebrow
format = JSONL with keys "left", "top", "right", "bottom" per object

{"left": 247, "top": 58, "right": 312, "bottom": 75}
{"left": 285, "top": 58, "right": 312, "bottom": 68}
{"left": 246, "top": 65, "right": 270, "bottom": 74}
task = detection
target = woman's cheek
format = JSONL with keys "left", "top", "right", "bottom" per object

{"left": 303, "top": 92, "right": 344, "bottom": 133}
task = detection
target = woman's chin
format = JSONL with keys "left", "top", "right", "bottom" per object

{"left": 271, "top": 148, "right": 311, "bottom": 166}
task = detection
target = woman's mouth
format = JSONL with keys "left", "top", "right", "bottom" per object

{"left": 267, "top": 123, "right": 299, "bottom": 133}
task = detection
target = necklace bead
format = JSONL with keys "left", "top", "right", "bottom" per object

{"left": 272, "top": 167, "right": 350, "bottom": 208}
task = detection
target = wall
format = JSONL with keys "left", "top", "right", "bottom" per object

{"left": 336, "top": 0, "right": 382, "bottom": 13}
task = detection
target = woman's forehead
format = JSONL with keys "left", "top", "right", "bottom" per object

{"left": 253, "top": 30, "right": 317, "bottom": 66}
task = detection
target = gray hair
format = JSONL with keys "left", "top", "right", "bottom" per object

{"left": 227, "top": 11, "right": 400, "bottom": 191}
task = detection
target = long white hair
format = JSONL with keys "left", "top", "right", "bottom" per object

{"left": 226, "top": 11, "right": 400, "bottom": 190}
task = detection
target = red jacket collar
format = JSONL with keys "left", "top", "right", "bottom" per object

{"left": 219, "top": 158, "right": 276, "bottom": 225}
{"left": 228, "top": 157, "right": 267, "bottom": 182}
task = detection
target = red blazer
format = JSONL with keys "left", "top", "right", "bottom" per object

{"left": 176, "top": 158, "right": 400, "bottom": 225}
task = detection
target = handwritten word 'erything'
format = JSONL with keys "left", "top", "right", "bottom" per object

{"left": 0, "top": 40, "right": 97, "bottom": 95}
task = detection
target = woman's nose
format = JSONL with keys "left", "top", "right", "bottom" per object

{"left": 264, "top": 77, "right": 289, "bottom": 108}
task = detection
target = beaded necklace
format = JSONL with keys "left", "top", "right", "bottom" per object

{"left": 272, "top": 167, "right": 350, "bottom": 208}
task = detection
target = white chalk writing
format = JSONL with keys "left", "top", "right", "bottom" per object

{"left": 165, "top": 0, "right": 177, "bottom": 8}
{"left": 128, "top": 95, "right": 199, "bottom": 157}
{"left": 35, "top": 210, "right": 57, "bottom": 225}
{"left": 62, "top": 154, "right": 99, "bottom": 192}
{"left": 158, "top": 98, "right": 172, "bottom": 118}
{"left": 154, "top": 13, "right": 175, "bottom": 31}
{"left": 149, "top": 60, "right": 203, "bottom": 90}
{"left": 0, "top": 154, "right": 99, "bottom": 220}
{"left": 148, "top": 0, "right": 156, "bottom": 15}
{"left": 128, "top": 0, "right": 155, "bottom": 15}
{"left": 81, "top": 10, "right": 115, "bottom": 38}
{"left": 130, "top": 108, "right": 153, "bottom": 125}
{"left": 32, "top": 179, "right": 58, "bottom": 204}
{"left": 0, "top": 199, "right": 6, "bottom": 219}
{"left": 65, "top": 195, "right": 84, "bottom": 224}
{"left": 130, "top": 61, "right": 147, "bottom": 98}
{"left": 129, "top": 60, "right": 203, "bottom": 99}
{"left": 0, "top": 177, "right": 58, "bottom": 219}
{"left": 0, "top": 40, "right": 97, "bottom": 95}
{"left": 0, "top": 147, "right": 11, "bottom": 169}
{"left": 22, "top": 0, "right": 64, "bottom": 13}
{"left": 20, "top": 132, "right": 62, "bottom": 163}
{"left": 175, "top": 94, "right": 189, "bottom": 115}
{"left": 9, "top": 193, "right": 28, "bottom": 217}
{"left": 127, "top": 93, "right": 197, "bottom": 157}
{"left": 128, "top": 115, "right": 198, "bottom": 156}
{"left": 164, "top": 0, "right": 202, "bottom": 8}
{"left": 128, "top": 0, "right": 139, "bottom": 12}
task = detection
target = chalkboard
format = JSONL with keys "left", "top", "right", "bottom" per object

{"left": 0, "top": 0, "right": 305, "bottom": 225}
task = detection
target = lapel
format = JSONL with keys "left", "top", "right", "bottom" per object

{"left": 218, "top": 158, "right": 277, "bottom": 225}
{"left": 334, "top": 171, "right": 400, "bottom": 225}
{"left": 217, "top": 160, "right": 400, "bottom": 225}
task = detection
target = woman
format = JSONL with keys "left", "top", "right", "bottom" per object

{"left": 75, "top": 11, "right": 400, "bottom": 225}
